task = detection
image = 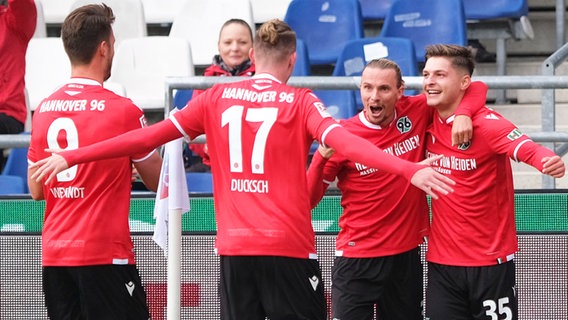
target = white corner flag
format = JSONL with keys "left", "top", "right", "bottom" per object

{"left": 152, "top": 135, "right": 190, "bottom": 256}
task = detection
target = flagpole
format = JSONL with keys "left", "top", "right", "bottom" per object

{"left": 167, "top": 207, "right": 182, "bottom": 319}
{"left": 153, "top": 110, "right": 189, "bottom": 319}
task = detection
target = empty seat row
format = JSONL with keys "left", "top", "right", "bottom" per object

{"left": 25, "top": 36, "right": 194, "bottom": 112}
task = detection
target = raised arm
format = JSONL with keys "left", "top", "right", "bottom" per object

{"left": 452, "top": 81, "right": 488, "bottom": 145}
{"left": 323, "top": 126, "right": 455, "bottom": 199}
{"left": 30, "top": 120, "right": 182, "bottom": 184}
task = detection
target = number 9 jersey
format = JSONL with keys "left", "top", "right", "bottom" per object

{"left": 28, "top": 78, "right": 154, "bottom": 266}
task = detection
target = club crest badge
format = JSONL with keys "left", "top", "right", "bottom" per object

{"left": 457, "top": 141, "right": 471, "bottom": 151}
{"left": 396, "top": 116, "right": 412, "bottom": 134}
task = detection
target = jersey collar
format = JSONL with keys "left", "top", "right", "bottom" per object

{"left": 437, "top": 114, "right": 456, "bottom": 125}
{"left": 252, "top": 73, "right": 281, "bottom": 84}
{"left": 358, "top": 109, "right": 398, "bottom": 130}
{"left": 67, "top": 78, "right": 103, "bottom": 86}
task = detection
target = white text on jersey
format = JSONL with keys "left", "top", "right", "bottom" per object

{"left": 384, "top": 134, "right": 420, "bottom": 157}
{"left": 427, "top": 151, "right": 478, "bottom": 174}
{"left": 39, "top": 99, "right": 87, "bottom": 112}
{"left": 38, "top": 99, "right": 106, "bottom": 113}
{"left": 50, "top": 186, "right": 85, "bottom": 199}
{"left": 222, "top": 88, "right": 278, "bottom": 103}
{"left": 231, "top": 178, "right": 269, "bottom": 193}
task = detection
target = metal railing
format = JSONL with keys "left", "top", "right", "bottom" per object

{"left": 3, "top": 74, "right": 568, "bottom": 188}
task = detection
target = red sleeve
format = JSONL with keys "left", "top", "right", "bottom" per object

{"left": 306, "top": 151, "right": 331, "bottom": 209}
{"left": 323, "top": 126, "right": 423, "bottom": 181}
{"left": 513, "top": 140, "right": 556, "bottom": 172}
{"left": 62, "top": 120, "right": 182, "bottom": 167}
{"left": 7, "top": 0, "right": 37, "bottom": 39}
{"left": 455, "top": 81, "right": 488, "bottom": 117}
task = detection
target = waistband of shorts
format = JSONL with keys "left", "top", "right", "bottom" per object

{"left": 496, "top": 253, "right": 515, "bottom": 264}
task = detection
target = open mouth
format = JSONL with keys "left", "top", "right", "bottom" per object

{"left": 369, "top": 105, "right": 384, "bottom": 115}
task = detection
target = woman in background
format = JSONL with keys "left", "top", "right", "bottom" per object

{"left": 187, "top": 18, "right": 255, "bottom": 172}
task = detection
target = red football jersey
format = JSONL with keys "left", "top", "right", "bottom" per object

{"left": 28, "top": 78, "right": 153, "bottom": 266}
{"left": 425, "top": 108, "right": 550, "bottom": 266}
{"left": 0, "top": 0, "right": 37, "bottom": 125}
{"left": 173, "top": 74, "right": 338, "bottom": 258}
{"left": 314, "top": 95, "right": 432, "bottom": 257}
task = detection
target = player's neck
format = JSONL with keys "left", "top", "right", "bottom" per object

{"left": 71, "top": 65, "right": 104, "bottom": 85}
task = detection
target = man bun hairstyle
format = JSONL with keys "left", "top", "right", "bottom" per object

{"left": 255, "top": 19, "right": 296, "bottom": 62}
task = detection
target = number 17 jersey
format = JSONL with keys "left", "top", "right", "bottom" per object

{"left": 173, "top": 73, "right": 339, "bottom": 259}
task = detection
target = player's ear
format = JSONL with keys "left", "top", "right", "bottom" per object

{"left": 249, "top": 48, "right": 255, "bottom": 63}
{"left": 461, "top": 74, "right": 471, "bottom": 91}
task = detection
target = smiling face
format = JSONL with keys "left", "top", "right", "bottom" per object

{"left": 422, "top": 56, "right": 471, "bottom": 119}
{"left": 360, "top": 66, "right": 404, "bottom": 127}
{"left": 218, "top": 22, "right": 253, "bottom": 70}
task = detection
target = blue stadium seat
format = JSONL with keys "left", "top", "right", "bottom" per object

{"left": 463, "top": 0, "right": 532, "bottom": 103}
{"left": 1, "top": 133, "right": 30, "bottom": 193}
{"left": 332, "top": 37, "right": 418, "bottom": 107}
{"left": 174, "top": 89, "right": 193, "bottom": 110}
{"left": 292, "top": 38, "right": 311, "bottom": 76}
{"left": 284, "top": 0, "right": 364, "bottom": 65}
{"left": 464, "top": 0, "right": 528, "bottom": 20}
{"left": 358, "top": 0, "right": 394, "bottom": 21}
{"left": 314, "top": 90, "right": 358, "bottom": 120}
{"left": 186, "top": 172, "right": 213, "bottom": 194}
{"left": 0, "top": 175, "right": 25, "bottom": 195}
{"left": 379, "top": 0, "right": 467, "bottom": 63}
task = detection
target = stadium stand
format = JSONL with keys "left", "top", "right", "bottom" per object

{"left": 141, "top": 0, "right": 185, "bottom": 25}
{"left": 168, "top": 0, "right": 255, "bottom": 66}
{"left": 358, "top": 0, "right": 394, "bottom": 21}
{"left": 284, "top": 0, "right": 364, "bottom": 66}
{"left": 102, "top": 81, "right": 127, "bottom": 97}
{"left": 185, "top": 172, "right": 213, "bottom": 194}
{"left": 33, "top": 0, "right": 47, "bottom": 38}
{"left": 313, "top": 90, "right": 358, "bottom": 120}
{"left": 70, "top": 0, "right": 147, "bottom": 44}
{"left": 464, "top": 0, "right": 534, "bottom": 103}
{"left": 173, "top": 89, "right": 194, "bottom": 110}
{"left": 292, "top": 38, "right": 311, "bottom": 76}
{"left": 1, "top": 139, "right": 29, "bottom": 194}
{"left": 37, "top": 0, "right": 73, "bottom": 25}
{"left": 250, "top": 0, "right": 292, "bottom": 24}
{"left": 24, "top": 37, "right": 70, "bottom": 111}
{"left": 0, "top": 174, "right": 25, "bottom": 195}
{"left": 108, "top": 36, "right": 194, "bottom": 110}
{"left": 379, "top": 0, "right": 468, "bottom": 63}
{"left": 332, "top": 36, "right": 418, "bottom": 107}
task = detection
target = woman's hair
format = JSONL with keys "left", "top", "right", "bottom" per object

{"left": 365, "top": 58, "right": 404, "bottom": 89}
{"left": 219, "top": 18, "right": 253, "bottom": 42}
{"left": 425, "top": 44, "right": 475, "bottom": 76}
{"left": 61, "top": 4, "right": 115, "bottom": 65}
{"left": 254, "top": 19, "right": 296, "bottom": 63}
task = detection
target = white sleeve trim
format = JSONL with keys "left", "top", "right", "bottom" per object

{"left": 512, "top": 139, "right": 531, "bottom": 162}
{"left": 170, "top": 116, "right": 191, "bottom": 141}
{"left": 132, "top": 149, "right": 157, "bottom": 163}
{"left": 320, "top": 123, "right": 342, "bottom": 148}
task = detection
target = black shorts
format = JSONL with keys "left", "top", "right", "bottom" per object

{"left": 219, "top": 256, "right": 327, "bottom": 320}
{"left": 331, "top": 247, "right": 423, "bottom": 320}
{"left": 426, "top": 261, "right": 518, "bottom": 320}
{"left": 43, "top": 265, "right": 150, "bottom": 320}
